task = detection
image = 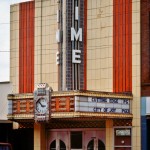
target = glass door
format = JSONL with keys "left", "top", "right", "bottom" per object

{"left": 50, "top": 139, "right": 66, "bottom": 150}
{"left": 87, "top": 139, "right": 105, "bottom": 150}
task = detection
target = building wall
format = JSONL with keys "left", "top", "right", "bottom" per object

{"left": 10, "top": 2, "right": 34, "bottom": 94}
{"left": 10, "top": 0, "right": 141, "bottom": 150}
{"left": 87, "top": 0, "right": 141, "bottom": 149}
{"left": 19, "top": 1, "right": 34, "bottom": 93}
{"left": 10, "top": 4, "right": 19, "bottom": 93}
{"left": 87, "top": 0, "right": 113, "bottom": 92}
{"left": 113, "top": 0, "right": 132, "bottom": 93}
{"left": 132, "top": 0, "right": 141, "bottom": 150}
{"left": 34, "top": 0, "right": 58, "bottom": 91}
{"left": 141, "top": 0, "right": 150, "bottom": 96}
{"left": 10, "top": 0, "right": 58, "bottom": 92}
{"left": 0, "top": 82, "right": 12, "bottom": 120}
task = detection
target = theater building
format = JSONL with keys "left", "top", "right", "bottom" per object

{"left": 7, "top": 0, "right": 142, "bottom": 150}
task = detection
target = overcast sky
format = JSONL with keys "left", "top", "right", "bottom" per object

{"left": 0, "top": 0, "right": 32, "bottom": 82}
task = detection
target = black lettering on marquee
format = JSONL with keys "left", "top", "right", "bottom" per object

{"left": 93, "top": 107, "right": 102, "bottom": 112}
{"left": 109, "top": 99, "right": 118, "bottom": 103}
{"left": 122, "top": 109, "right": 129, "bottom": 113}
{"left": 123, "top": 99, "right": 129, "bottom": 104}
{"left": 109, "top": 108, "right": 116, "bottom": 113}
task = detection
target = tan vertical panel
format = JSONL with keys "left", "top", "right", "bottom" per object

{"left": 87, "top": 0, "right": 113, "bottom": 92}
{"left": 10, "top": 4, "right": 19, "bottom": 93}
{"left": 34, "top": 0, "right": 42, "bottom": 84}
{"left": 106, "top": 120, "right": 113, "bottom": 150}
{"left": 132, "top": 0, "right": 141, "bottom": 150}
{"left": 34, "top": 0, "right": 58, "bottom": 91}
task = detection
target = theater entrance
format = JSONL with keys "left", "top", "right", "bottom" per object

{"left": 47, "top": 129, "right": 105, "bottom": 150}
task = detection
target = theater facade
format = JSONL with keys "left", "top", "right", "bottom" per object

{"left": 8, "top": 0, "right": 141, "bottom": 150}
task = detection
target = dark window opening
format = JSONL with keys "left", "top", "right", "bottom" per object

{"left": 71, "top": 131, "right": 82, "bottom": 149}
{"left": 50, "top": 140, "right": 56, "bottom": 150}
{"left": 60, "top": 140, "right": 66, "bottom": 150}
{"left": 98, "top": 139, "right": 105, "bottom": 150}
{"left": 87, "top": 139, "right": 94, "bottom": 150}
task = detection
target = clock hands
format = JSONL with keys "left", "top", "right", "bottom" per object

{"left": 39, "top": 101, "right": 46, "bottom": 107}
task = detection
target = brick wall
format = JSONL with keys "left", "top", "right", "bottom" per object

{"left": 141, "top": 0, "right": 150, "bottom": 96}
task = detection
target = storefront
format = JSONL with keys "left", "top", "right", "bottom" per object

{"left": 7, "top": 87, "right": 132, "bottom": 150}
{"left": 48, "top": 129, "right": 105, "bottom": 150}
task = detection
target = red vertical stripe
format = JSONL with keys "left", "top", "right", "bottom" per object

{"left": 66, "top": 97, "right": 70, "bottom": 111}
{"left": 31, "top": 2, "right": 35, "bottom": 92}
{"left": 113, "top": 0, "right": 119, "bottom": 92}
{"left": 129, "top": 0, "right": 132, "bottom": 92}
{"left": 84, "top": 0, "right": 87, "bottom": 90}
{"left": 119, "top": 0, "right": 123, "bottom": 92}
{"left": 56, "top": 98, "right": 60, "bottom": 111}
{"left": 125, "top": 0, "right": 129, "bottom": 91}
{"left": 19, "top": 1, "right": 34, "bottom": 93}
{"left": 113, "top": 0, "right": 132, "bottom": 92}
{"left": 122, "top": 0, "right": 126, "bottom": 91}
{"left": 24, "top": 3, "right": 27, "bottom": 92}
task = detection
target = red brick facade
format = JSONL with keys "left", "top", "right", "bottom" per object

{"left": 141, "top": 0, "right": 150, "bottom": 96}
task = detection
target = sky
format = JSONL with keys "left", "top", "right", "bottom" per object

{"left": 0, "top": 0, "right": 32, "bottom": 82}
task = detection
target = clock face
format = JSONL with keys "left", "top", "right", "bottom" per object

{"left": 36, "top": 98, "right": 48, "bottom": 114}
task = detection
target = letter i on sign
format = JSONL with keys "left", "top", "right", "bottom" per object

{"left": 75, "top": 7, "right": 78, "bottom": 20}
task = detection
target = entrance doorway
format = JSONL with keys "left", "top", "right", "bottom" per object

{"left": 48, "top": 131, "right": 68, "bottom": 150}
{"left": 50, "top": 139, "right": 66, "bottom": 150}
{"left": 87, "top": 139, "right": 105, "bottom": 150}
{"left": 47, "top": 129, "right": 105, "bottom": 150}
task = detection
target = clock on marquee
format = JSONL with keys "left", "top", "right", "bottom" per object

{"left": 36, "top": 97, "right": 48, "bottom": 114}
{"left": 34, "top": 83, "right": 52, "bottom": 122}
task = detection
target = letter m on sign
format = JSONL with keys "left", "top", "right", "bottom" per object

{"left": 71, "top": 27, "right": 82, "bottom": 41}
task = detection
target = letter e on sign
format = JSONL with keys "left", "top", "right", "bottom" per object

{"left": 72, "top": 50, "right": 81, "bottom": 63}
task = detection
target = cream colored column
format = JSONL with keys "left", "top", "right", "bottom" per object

{"left": 34, "top": 0, "right": 58, "bottom": 91}
{"left": 106, "top": 120, "right": 113, "bottom": 150}
{"left": 10, "top": 4, "right": 19, "bottom": 93}
{"left": 132, "top": 0, "right": 141, "bottom": 150}
{"left": 34, "top": 0, "right": 42, "bottom": 84}
{"left": 34, "top": 123, "right": 46, "bottom": 150}
{"left": 87, "top": 0, "right": 113, "bottom": 92}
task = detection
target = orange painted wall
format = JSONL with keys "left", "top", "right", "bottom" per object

{"left": 19, "top": 1, "right": 34, "bottom": 93}
{"left": 113, "top": 0, "right": 132, "bottom": 93}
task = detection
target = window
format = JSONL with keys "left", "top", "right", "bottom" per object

{"left": 87, "top": 139, "right": 94, "bottom": 150}
{"left": 50, "top": 140, "right": 66, "bottom": 150}
{"left": 60, "top": 140, "right": 66, "bottom": 150}
{"left": 71, "top": 131, "right": 82, "bottom": 149}
{"left": 50, "top": 140, "right": 56, "bottom": 150}
{"left": 98, "top": 140, "right": 105, "bottom": 150}
{"left": 87, "top": 139, "right": 105, "bottom": 150}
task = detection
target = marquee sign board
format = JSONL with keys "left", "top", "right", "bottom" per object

{"left": 75, "top": 96, "right": 130, "bottom": 114}
{"left": 34, "top": 83, "right": 52, "bottom": 122}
